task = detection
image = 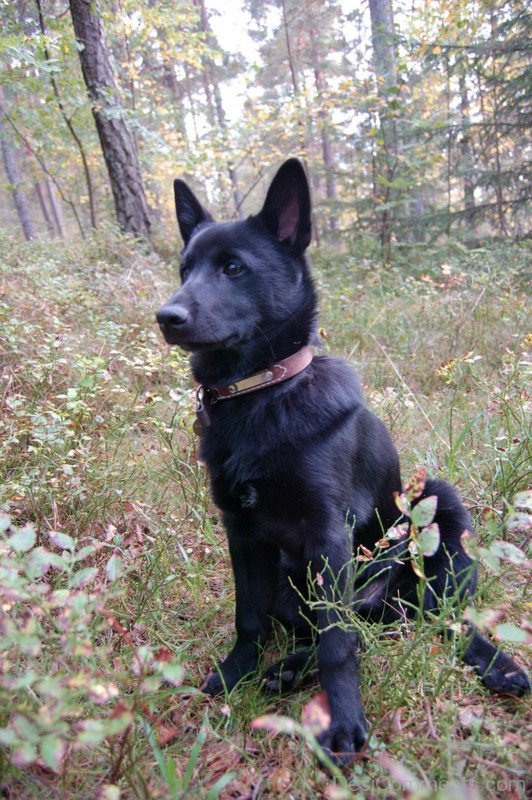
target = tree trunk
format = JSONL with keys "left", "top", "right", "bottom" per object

{"left": 35, "top": 182, "right": 55, "bottom": 235}
{"left": 368, "top": 0, "right": 399, "bottom": 251}
{"left": 309, "top": 25, "right": 337, "bottom": 233}
{"left": 69, "top": 0, "right": 151, "bottom": 237}
{"left": 45, "top": 178, "right": 65, "bottom": 238}
{"left": 458, "top": 67, "right": 475, "bottom": 226}
{"left": 0, "top": 116, "right": 37, "bottom": 240}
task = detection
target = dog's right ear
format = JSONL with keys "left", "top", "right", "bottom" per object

{"left": 257, "top": 158, "right": 312, "bottom": 255}
{"left": 173, "top": 179, "right": 214, "bottom": 246}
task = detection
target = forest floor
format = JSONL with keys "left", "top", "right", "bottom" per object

{"left": 0, "top": 228, "right": 530, "bottom": 799}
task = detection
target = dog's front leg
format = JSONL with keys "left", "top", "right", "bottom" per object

{"left": 308, "top": 530, "right": 367, "bottom": 764}
{"left": 201, "top": 512, "right": 279, "bottom": 696}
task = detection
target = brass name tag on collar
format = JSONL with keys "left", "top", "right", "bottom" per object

{"left": 228, "top": 369, "right": 274, "bottom": 394}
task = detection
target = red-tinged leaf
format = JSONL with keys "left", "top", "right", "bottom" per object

{"left": 404, "top": 467, "right": 427, "bottom": 502}
{"left": 268, "top": 766, "right": 292, "bottom": 794}
{"left": 417, "top": 522, "right": 440, "bottom": 556}
{"left": 301, "top": 691, "right": 331, "bottom": 736}
{"left": 157, "top": 723, "right": 181, "bottom": 747}
{"left": 12, "top": 740, "right": 37, "bottom": 767}
{"left": 88, "top": 682, "right": 119, "bottom": 704}
{"left": 49, "top": 531, "right": 75, "bottom": 551}
{"left": 158, "top": 662, "right": 184, "bottom": 687}
{"left": 386, "top": 523, "right": 409, "bottom": 541}
{"left": 315, "top": 572, "right": 324, "bottom": 587}
{"left": 489, "top": 540, "right": 528, "bottom": 565}
{"left": 410, "top": 495, "right": 438, "bottom": 529}
{"left": 463, "top": 606, "right": 505, "bottom": 630}
{"left": 512, "top": 489, "right": 532, "bottom": 512}
{"left": 460, "top": 530, "right": 479, "bottom": 559}
{"left": 394, "top": 491, "right": 411, "bottom": 517}
{"left": 374, "top": 753, "right": 424, "bottom": 793}
{"left": 251, "top": 714, "right": 297, "bottom": 735}
{"left": 154, "top": 647, "right": 173, "bottom": 663}
{"left": 106, "top": 553, "right": 123, "bottom": 581}
{"left": 358, "top": 544, "right": 373, "bottom": 560}
{"left": 410, "top": 559, "right": 425, "bottom": 579}
{"left": 375, "top": 538, "right": 390, "bottom": 548}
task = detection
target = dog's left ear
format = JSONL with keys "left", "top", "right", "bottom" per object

{"left": 257, "top": 159, "right": 312, "bottom": 255}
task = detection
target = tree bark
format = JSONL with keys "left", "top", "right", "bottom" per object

{"left": 0, "top": 115, "right": 37, "bottom": 240}
{"left": 35, "top": 181, "right": 55, "bottom": 235}
{"left": 309, "top": 25, "right": 337, "bottom": 232}
{"left": 45, "top": 178, "right": 65, "bottom": 238}
{"left": 69, "top": 0, "right": 151, "bottom": 237}
{"left": 458, "top": 66, "right": 475, "bottom": 226}
{"left": 368, "top": 0, "right": 399, "bottom": 251}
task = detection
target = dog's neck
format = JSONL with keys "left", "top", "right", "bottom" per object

{"left": 191, "top": 293, "right": 317, "bottom": 387}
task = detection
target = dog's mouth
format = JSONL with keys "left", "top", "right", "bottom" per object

{"left": 160, "top": 330, "right": 242, "bottom": 352}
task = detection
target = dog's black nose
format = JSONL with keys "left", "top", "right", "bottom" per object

{"left": 156, "top": 304, "right": 189, "bottom": 328}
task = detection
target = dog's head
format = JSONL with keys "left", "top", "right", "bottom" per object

{"left": 156, "top": 159, "right": 314, "bottom": 353}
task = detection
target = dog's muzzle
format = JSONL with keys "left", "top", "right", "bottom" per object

{"left": 156, "top": 304, "right": 189, "bottom": 340}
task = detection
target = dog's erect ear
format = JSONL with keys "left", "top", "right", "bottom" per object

{"left": 257, "top": 159, "right": 312, "bottom": 255}
{"left": 173, "top": 179, "right": 214, "bottom": 246}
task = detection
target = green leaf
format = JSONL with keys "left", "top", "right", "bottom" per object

{"left": 12, "top": 740, "right": 38, "bottom": 767}
{"left": 12, "top": 714, "right": 39, "bottom": 743}
{"left": 157, "top": 662, "right": 184, "bottom": 687}
{"left": 24, "top": 547, "right": 52, "bottom": 579}
{"left": 0, "top": 728, "right": 16, "bottom": 746}
{"left": 40, "top": 735, "right": 66, "bottom": 772}
{"left": 489, "top": 541, "right": 527, "bottom": 565}
{"left": 106, "top": 553, "right": 123, "bottom": 581}
{"left": 417, "top": 522, "right": 440, "bottom": 556}
{"left": 9, "top": 525, "right": 36, "bottom": 553}
{"left": 479, "top": 547, "right": 501, "bottom": 574}
{"left": 0, "top": 513, "right": 11, "bottom": 533}
{"left": 206, "top": 772, "right": 237, "bottom": 800}
{"left": 69, "top": 567, "right": 98, "bottom": 588}
{"left": 511, "top": 489, "right": 532, "bottom": 512}
{"left": 494, "top": 623, "right": 530, "bottom": 644}
{"left": 49, "top": 530, "right": 75, "bottom": 551}
{"left": 410, "top": 496, "right": 438, "bottom": 529}
{"left": 99, "top": 787, "right": 121, "bottom": 800}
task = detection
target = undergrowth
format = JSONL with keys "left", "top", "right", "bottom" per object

{"left": 0, "top": 228, "right": 530, "bottom": 799}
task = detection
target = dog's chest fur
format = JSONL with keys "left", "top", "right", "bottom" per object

{"left": 198, "top": 356, "right": 370, "bottom": 545}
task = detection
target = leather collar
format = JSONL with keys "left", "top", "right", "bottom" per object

{"left": 208, "top": 345, "right": 313, "bottom": 401}
{"left": 194, "top": 346, "right": 313, "bottom": 435}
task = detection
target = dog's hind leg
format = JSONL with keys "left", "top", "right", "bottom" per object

{"left": 412, "top": 479, "right": 530, "bottom": 696}
{"left": 458, "top": 626, "right": 531, "bottom": 696}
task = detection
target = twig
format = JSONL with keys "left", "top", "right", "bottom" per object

{"left": 370, "top": 333, "right": 450, "bottom": 450}
{"left": 424, "top": 698, "right": 439, "bottom": 739}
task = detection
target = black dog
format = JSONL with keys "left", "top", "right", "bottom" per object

{"left": 157, "top": 159, "right": 529, "bottom": 763}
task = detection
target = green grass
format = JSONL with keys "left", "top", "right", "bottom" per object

{"left": 0, "top": 228, "right": 530, "bottom": 799}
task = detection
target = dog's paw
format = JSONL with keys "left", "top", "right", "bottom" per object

{"left": 317, "top": 714, "right": 368, "bottom": 767}
{"left": 262, "top": 651, "right": 317, "bottom": 694}
{"left": 481, "top": 653, "right": 530, "bottom": 697}
{"left": 199, "top": 670, "right": 225, "bottom": 696}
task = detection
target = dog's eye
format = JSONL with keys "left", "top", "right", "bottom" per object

{"left": 223, "top": 261, "right": 243, "bottom": 277}
{"left": 180, "top": 266, "right": 190, "bottom": 281}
